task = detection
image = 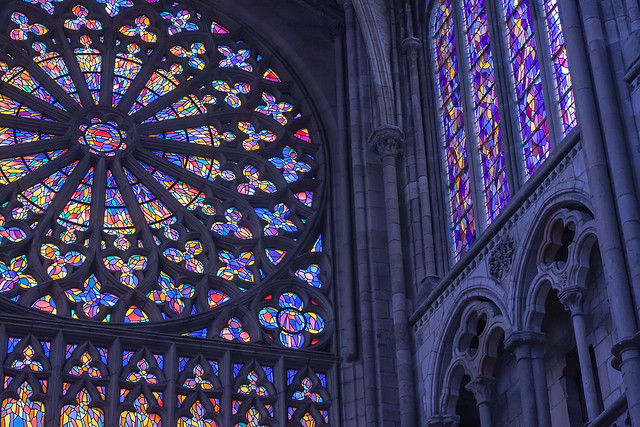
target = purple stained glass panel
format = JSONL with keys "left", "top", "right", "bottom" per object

{"left": 504, "top": 0, "right": 551, "bottom": 178}
{"left": 463, "top": 0, "right": 510, "bottom": 222}
{"left": 543, "top": 0, "right": 577, "bottom": 135}
{"left": 434, "top": 0, "right": 477, "bottom": 259}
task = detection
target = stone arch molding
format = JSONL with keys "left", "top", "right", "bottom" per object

{"left": 440, "top": 300, "right": 506, "bottom": 415}
{"left": 525, "top": 208, "right": 597, "bottom": 331}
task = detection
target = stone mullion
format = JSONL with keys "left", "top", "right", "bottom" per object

{"left": 28, "top": 153, "right": 91, "bottom": 242}
{"left": 0, "top": 137, "right": 71, "bottom": 159}
{"left": 52, "top": 21, "right": 95, "bottom": 108}
{"left": 107, "top": 337, "right": 122, "bottom": 426}
{"left": 135, "top": 111, "right": 243, "bottom": 134}
{"left": 48, "top": 330, "right": 65, "bottom": 426}
{"left": 0, "top": 144, "right": 78, "bottom": 203}
{"left": 90, "top": 157, "right": 107, "bottom": 260}
{"left": 558, "top": 287, "right": 602, "bottom": 420}
{"left": 0, "top": 82, "right": 70, "bottom": 122}
{"left": 133, "top": 147, "right": 253, "bottom": 209}
{"left": 128, "top": 71, "right": 213, "bottom": 123}
{"left": 222, "top": 350, "right": 232, "bottom": 426}
{"left": 122, "top": 156, "right": 218, "bottom": 248}
{"left": 114, "top": 45, "right": 170, "bottom": 115}
{"left": 0, "top": 116, "right": 67, "bottom": 134}
{"left": 165, "top": 343, "right": 177, "bottom": 424}
{"left": 1, "top": 37, "right": 81, "bottom": 114}
{"left": 452, "top": 0, "right": 489, "bottom": 232}
{"left": 108, "top": 157, "right": 158, "bottom": 252}
{"left": 275, "top": 356, "right": 286, "bottom": 427}
{"left": 529, "top": 0, "right": 564, "bottom": 148}
{"left": 484, "top": 0, "right": 524, "bottom": 193}
{"left": 369, "top": 125, "right": 416, "bottom": 427}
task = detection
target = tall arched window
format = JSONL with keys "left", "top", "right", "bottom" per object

{"left": 0, "top": 0, "right": 333, "bottom": 424}
{"left": 432, "top": 0, "right": 576, "bottom": 260}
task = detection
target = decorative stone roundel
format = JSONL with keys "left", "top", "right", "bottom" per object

{"left": 0, "top": 0, "right": 328, "bottom": 348}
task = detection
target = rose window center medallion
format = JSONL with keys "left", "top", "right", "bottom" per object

{"left": 79, "top": 119, "right": 126, "bottom": 154}
{"left": 75, "top": 110, "right": 133, "bottom": 156}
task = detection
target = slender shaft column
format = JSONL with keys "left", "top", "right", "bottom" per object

{"left": 559, "top": 287, "right": 601, "bottom": 420}
{"left": 368, "top": 125, "right": 416, "bottom": 427}
{"left": 530, "top": 336, "right": 552, "bottom": 427}
{"left": 466, "top": 376, "right": 496, "bottom": 427}
{"left": 401, "top": 36, "right": 436, "bottom": 278}
{"left": 505, "top": 332, "right": 539, "bottom": 426}
{"left": 332, "top": 14, "right": 357, "bottom": 363}
{"left": 557, "top": 0, "right": 640, "bottom": 424}
{"left": 342, "top": 1, "right": 379, "bottom": 423}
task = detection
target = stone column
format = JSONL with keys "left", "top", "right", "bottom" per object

{"left": 557, "top": 0, "right": 640, "bottom": 424}
{"left": 401, "top": 36, "right": 437, "bottom": 278}
{"left": 505, "top": 332, "right": 540, "bottom": 426}
{"left": 368, "top": 125, "right": 416, "bottom": 427}
{"left": 558, "top": 287, "right": 601, "bottom": 420}
{"left": 341, "top": 1, "right": 379, "bottom": 424}
{"left": 530, "top": 335, "right": 552, "bottom": 427}
{"left": 466, "top": 376, "right": 496, "bottom": 427}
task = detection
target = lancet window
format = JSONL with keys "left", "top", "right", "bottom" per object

{"left": 432, "top": 0, "right": 576, "bottom": 259}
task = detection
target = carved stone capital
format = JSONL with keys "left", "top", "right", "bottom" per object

{"left": 368, "top": 125, "right": 404, "bottom": 159}
{"left": 338, "top": 0, "right": 353, "bottom": 9}
{"left": 465, "top": 375, "right": 496, "bottom": 405}
{"left": 401, "top": 36, "right": 421, "bottom": 60}
{"left": 504, "top": 330, "right": 546, "bottom": 356}
{"left": 426, "top": 415, "right": 461, "bottom": 427}
{"left": 558, "top": 286, "right": 586, "bottom": 315}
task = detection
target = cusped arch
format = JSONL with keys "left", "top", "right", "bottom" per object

{"left": 508, "top": 189, "right": 593, "bottom": 330}
{"left": 428, "top": 289, "right": 509, "bottom": 418}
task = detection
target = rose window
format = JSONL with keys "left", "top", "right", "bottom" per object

{"left": 0, "top": 0, "right": 331, "bottom": 350}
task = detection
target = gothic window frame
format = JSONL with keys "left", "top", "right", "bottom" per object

{"left": 428, "top": 0, "right": 577, "bottom": 262}
{"left": 0, "top": 0, "right": 337, "bottom": 424}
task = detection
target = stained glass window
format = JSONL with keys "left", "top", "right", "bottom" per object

{"left": 432, "top": 0, "right": 576, "bottom": 260}
{"left": 463, "top": 0, "right": 510, "bottom": 222}
{"left": 0, "top": 0, "right": 332, "bottom": 423}
{"left": 433, "top": 0, "right": 477, "bottom": 259}
{"left": 542, "top": 0, "right": 577, "bottom": 135}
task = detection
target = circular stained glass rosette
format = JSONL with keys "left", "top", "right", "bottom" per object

{"left": 0, "top": 0, "right": 325, "bottom": 333}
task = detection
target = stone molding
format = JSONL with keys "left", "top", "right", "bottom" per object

{"left": 401, "top": 36, "right": 421, "bottom": 60}
{"left": 504, "top": 330, "right": 546, "bottom": 353}
{"left": 426, "top": 414, "right": 461, "bottom": 427}
{"left": 558, "top": 286, "right": 586, "bottom": 314}
{"left": 368, "top": 124, "right": 404, "bottom": 159}
{"left": 411, "top": 138, "right": 583, "bottom": 328}
{"left": 465, "top": 375, "right": 496, "bottom": 405}
{"left": 611, "top": 331, "right": 640, "bottom": 371}
{"left": 487, "top": 235, "right": 516, "bottom": 280}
